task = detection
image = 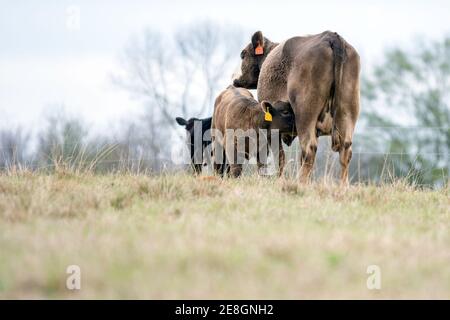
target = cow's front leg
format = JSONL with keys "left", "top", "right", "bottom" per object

{"left": 229, "top": 164, "right": 243, "bottom": 178}
{"left": 192, "top": 163, "right": 202, "bottom": 175}
{"left": 256, "top": 151, "right": 268, "bottom": 176}
{"left": 298, "top": 129, "right": 318, "bottom": 183}
{"left": 226, "top": 145, "right": 243, "bottom": 178}
{"left": 269, "top": 137, "right": 286, "bottom": 177}
{"left": 278, "top": 143, "right": 286, "bottom": 177}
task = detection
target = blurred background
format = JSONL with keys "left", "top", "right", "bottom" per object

{"left": 0, "top": 0, "right": 449, "bottom": 186}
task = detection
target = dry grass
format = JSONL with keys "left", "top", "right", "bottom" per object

{"left": 0, "top": 172, "right": 448, "bottom": 299}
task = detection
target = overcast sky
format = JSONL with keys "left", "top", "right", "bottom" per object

{"left": 1, "top": 0, "right": 450, "bottom": 132}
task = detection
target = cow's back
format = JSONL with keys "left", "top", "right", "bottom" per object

{"left": 257, "top": 31, "right": 340, "bottom": 103}
{"left": 213, "top": 87, "right": 257, "bottom": 134}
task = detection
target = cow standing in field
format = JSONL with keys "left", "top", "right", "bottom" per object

{"left": 233, "top": 31, "right": 360, "bottom": 185}
{"left": 175, "top": 116, "right": 212, "bottom": 174}
{"left": 212, "top": 86, "right": 296, "bottom": 178}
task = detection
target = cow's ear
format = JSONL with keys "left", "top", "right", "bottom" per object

{"left": 261, "top": 101, "right": 274, "bottom": 114}
{"left": 176, "top": 117, "right": 187, "bottom": 126}
{"left": 251, "top": 31, "right": 264, "bottom": 55}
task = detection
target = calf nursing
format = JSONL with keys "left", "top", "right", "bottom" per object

{"left": 232, "top": 30, "right": 360, "bottom": 185}
{"left": 176, "top": 29, "right": 360, "bottom": 184}
{"left": 212, "top": 86, "right": 295, "bottom": 177}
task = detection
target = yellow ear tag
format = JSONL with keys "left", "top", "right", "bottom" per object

{"left": 264, "top": 110, "right": 272, "bottom": 122}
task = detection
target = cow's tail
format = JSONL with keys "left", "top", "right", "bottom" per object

{"left": 330, "top": 32, "right": 346, "bottom": 152}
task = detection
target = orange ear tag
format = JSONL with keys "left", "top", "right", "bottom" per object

{"left": 255, "top": 44, "right": 264, "bottom": 55}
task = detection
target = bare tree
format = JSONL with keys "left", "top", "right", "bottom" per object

{"left": 112, "top": 21, "right": 244, "bottom": 170}
{"left": 0, "top": 127, "right": 30, "bottom": 170}
{"left": 1, "top": 22, "right": 245, "bottom": 174}
{"left": 174, "top": 21, "right": 244, "bottom": 117}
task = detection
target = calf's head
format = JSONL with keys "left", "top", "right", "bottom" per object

{"left": 232, "top": 31, "right": 275, "bottom": 89}
{"left": 176, "top": 116, "right": 203, "bottom": 174}
{"left": 261, "top": 101, "right": 296, "bottom": 134}
{"left": 176, "top": 116, "right": 199, "bottom": 159}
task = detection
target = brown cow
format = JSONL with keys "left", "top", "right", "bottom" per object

{"left": 233, "top": 31, "right": 360, "bottom": 185}
{"left": 212, "top": 86, "right": 295, "bottom": 178}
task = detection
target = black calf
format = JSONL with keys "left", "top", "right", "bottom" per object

{"left": 175, "top": 116, "right": 212, "bottom": 174}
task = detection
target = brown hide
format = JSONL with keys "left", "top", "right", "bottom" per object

{"left": 212, "top": 86, "right": 295, "bottom": 177}
{"left": 233, "top": 31, "right": 360, "bottom": 184}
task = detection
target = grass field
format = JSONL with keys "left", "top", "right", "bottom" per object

{"left": 0, "top": 172, "right": 448, "bottom": 299}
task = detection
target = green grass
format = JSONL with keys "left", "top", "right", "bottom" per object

{"left": 0, "top": 172, "right": 448, "bottom": 299}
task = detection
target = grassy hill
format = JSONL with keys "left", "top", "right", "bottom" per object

{"left": 0, "top": 173, "right": 448, "bottom": 299}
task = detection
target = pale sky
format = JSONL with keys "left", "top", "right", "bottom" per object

{"left": 1, "top": 0, "right": 450, "bottom": 132}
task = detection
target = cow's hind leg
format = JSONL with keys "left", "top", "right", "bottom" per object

{"left": 334, "top": 114, "right": 357, "bottom": 186}
{"left": 214, "top": 149, "right": 228, "bottom": 177}
{"left": 290, "top": 88, "right": 323, "bottom": 183}
{"left": 193, "top": 163, "right": 202, "bottom": 175}
{"left": 290, "top": 47, "right": 335, "bottom": 183}
{"left": 332, "top": 51, "right": 360, "bottom": 186}
{"left": 290, "top": 67, "right": 332, "bottom": 183}
{"left": 212, "top": 143, "right": 227, "bottom": 177}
